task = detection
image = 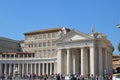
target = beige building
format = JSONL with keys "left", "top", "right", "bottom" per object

{"left": 24, "top": 28, "right": 70, "bottom": 58}
{"left": 0, "top": 27, "right": 114, "bottom": 77}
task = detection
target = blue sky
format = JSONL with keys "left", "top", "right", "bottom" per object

{"left": 0, "top": 0, "right": 120, "bottom": 54}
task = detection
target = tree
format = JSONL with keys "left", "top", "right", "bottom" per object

{"left": 118, "top": 42, "right": 120, "bottom": 52}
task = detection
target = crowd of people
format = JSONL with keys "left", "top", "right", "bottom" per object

{"left": 0, "top": 73, "right": 113, "bottom": 80}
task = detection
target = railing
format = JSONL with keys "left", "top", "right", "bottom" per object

{"left": 0, "top": 57, "right": 57, "bottom": 60}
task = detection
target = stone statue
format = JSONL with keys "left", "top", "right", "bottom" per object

{"left": 13, "top": 66, "right": 20, "bottom": 79}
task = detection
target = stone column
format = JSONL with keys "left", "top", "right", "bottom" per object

{"left": 31, "top": 63, "right": 32, "bottom": 74}
{"left": 85, "top": 48, "right": 88, "bottom": 76}
{"left": 4, "top": 64, "right": 7, "bottom": 74}
{"left": 22, "top": 63, "right": 24, "bottom": 75}
{"left": 110, "top": 53, "right": 113, "bottom": 73}
{"left": 42, "top": 63, "right": 44, "bottom": 74}
{"left": 46, "top": 63, "right": 48, "bottom": 75}
{"left": 13, "top": 64, "right": 16, "bottom": 75}
{"left": 38, "top": 63, "right": 41, "bottom": 76}
{"left": 50, "top": 63, "right": 52, "bottom": 75}
{"left": 14, "top": 54, "right": 15, "bottom": 59}
{"left": 76, "top": 52, "right": 79, "bottom": 74}
{"left": 98, "top": 47, "right": 103, "bottom": 75}
{"left": 81, "top": 47, "right": 86, "bottom": 75}
{"left": 67, "top": 48, "right": 72, "bottom": 74}
{"left": 18, "top": 64, "right": 20, "bottom": 72}
{"left": 26, "top": 63, "right": 28, "bottom": 74}
{"left": 27, "top": 54, "right": 28, "bottom": 58}
{"left": 34, "top": 63, "right": 36, "bottom": 74}
{"left": 19, "top": 64, "right": 21, "bottom": 75}
{"left": 0, "top": 64, "right": 2, "bottom": 74}
{"left": 73, "top": 54, "right": 75, "bottom": 74}
{"left": 54, "top": 62, "right": 57, "bottom": 74}
{"left": 90, "top": 47, "right": 95, "bottom": 75}
{"left": 9, "top": 64, "right": 11, "bottom": 74}
{"left": 108, "top": 53, "right": 110, "bottom": 73}
{"left": 57, "top": 49, "right": 63, "bottom": 73}
{"left": 105, "top": 49, "right": 108, "bottom": 72}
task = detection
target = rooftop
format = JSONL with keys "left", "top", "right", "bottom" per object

{"left": 0, "top": 36, "right": 18, "bottom": 43}
{"left": 24, "top": 27, "right": 71, "bottom": 35}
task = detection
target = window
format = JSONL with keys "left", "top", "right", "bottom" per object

{"left": 39, "top": 42, "right": 42, "bottom": 47}
{"left": 39, "top": 34, "right": 42, "bottom": 39}
{"left": 48, "top": 33, "right": 51, "bottom": 38}
{"left": 31, "top": 42, "right": 33, "bottom": 48}
{"left": 34, "top": 43, "right": 37, "bottom": 47}
{"left": 48, "top": 50, "right": 51, "bottom": 57}
{"left": 43, "top": 42, "right": 46, "bottom": 47}
{"left": 43, "top": 50, "right": 46, "bottom": 54}
{"left": 43, "top": 34, "right": 46, "bottom": 39}
{"left": 28, "top": 44, "right": 30, "bottom": 48}
{"left": 39, "top": 50, "right": 41, "bottom": 53}
{"left": 52, "top": 32, "right": 55, "bottom": 38}
{"left": 33, "top": 35, "right": 37, "bottom": 39}
{"left": 52, "top": 49, "right": 55, "bottom": 53}
{"left": 34, "top": 50, "right": 37, "bottom": 53}
{"left": 48, "top": 41, "right": 51, "bottom": 46}
{"left": 52, "top": 40, "right": 56, "bottom": 46}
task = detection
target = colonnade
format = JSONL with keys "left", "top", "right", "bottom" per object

{"left": 0, "top": 62, "right": 56, "bottom": 76}
{"left": 57, "top": 47, "right": 112, "bottom": 76}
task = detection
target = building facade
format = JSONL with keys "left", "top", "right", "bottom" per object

{"left": 0, "top": 27, "right": 114, "bottom": 77}
{"left": 56, "top": 30, "right": 114, "bottom": 76}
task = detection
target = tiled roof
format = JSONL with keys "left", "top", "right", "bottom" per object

{"left": 0, "top": 37, "right": 18, "bottom": 43}
{"left": 24, "top": 27, "right": 70, "bottom": 35}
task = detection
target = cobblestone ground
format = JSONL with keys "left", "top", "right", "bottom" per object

{"left": 0, "top": 79, "right": 47, "bottom": 80}
{"left": 0, "top": 79, "right": 53, "bottom": 80}
{"left": 0, "top": 78, "right": 90, "bottom": 80}
{"left": 0, "top": 78, "right": 56, "bottom": 80}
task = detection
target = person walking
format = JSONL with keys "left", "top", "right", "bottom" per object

{"left": 43, "top": 73, "right": 47, "bottom": 80}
